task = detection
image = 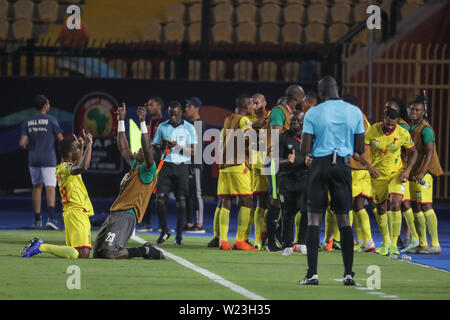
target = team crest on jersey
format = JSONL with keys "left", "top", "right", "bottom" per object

{"left": 372, "top": 139, "right": 380, "bottom": 148}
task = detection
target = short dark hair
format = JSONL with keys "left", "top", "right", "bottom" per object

{"left": 34, "top": 94, "right": 48, "bottom": 111}
{"left": 59, "top": 138, "right": 74, "bottom": 158}
{"left": 236, "top": 94, "right": 252, "bottom": 110}
{"left": 305, "top": 90, "right": 319, "bottom": 102}
{"left": 342, "top": 94, "right": 358, "bottom": 107}
{"left": 385, "top": 107, "right": 400, "bottom": 120}
{"left": 168, "top": 100, "right": 183, "bottom": 111}
{"left": 149, "top": 96, "right": 164, "bottom": 109}
{"left": 318, "top": 75, "right": 339, "bottom": 100}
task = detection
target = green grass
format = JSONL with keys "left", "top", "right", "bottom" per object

{"left": 0, "top": 231, "right": 449, "bottom": 300}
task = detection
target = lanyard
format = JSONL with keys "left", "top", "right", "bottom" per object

{"left": 293, "top": 136, "right": 301, "bottom": 143}
{"left": 282, "top": 101, "right": 292, "bottom": 114}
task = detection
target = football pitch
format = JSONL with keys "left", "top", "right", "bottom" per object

{"left": 1, "top": 231, "right": 449, "bottom": 300}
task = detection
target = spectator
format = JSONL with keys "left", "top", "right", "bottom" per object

{"left": 19, "top": 95, "right": 64, "bottom": 229}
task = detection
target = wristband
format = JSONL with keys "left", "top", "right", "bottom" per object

{"left": 118, "top": 120, "right": 125, "bottom": 133}
{"left": 140, "top": 121, "right": 148, "bottom": 134}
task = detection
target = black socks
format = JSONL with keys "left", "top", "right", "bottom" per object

{"left": 305, "top": 225, "right": 320, "bottom": 277}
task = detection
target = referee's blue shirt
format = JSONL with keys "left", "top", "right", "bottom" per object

{"left": 302, "top": 99, "right": 365, "bottom": 158}
{"left": 153, "top": 119, "right": 198, "bottom": 164}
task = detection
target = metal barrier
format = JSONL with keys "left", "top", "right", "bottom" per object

{"left": 342, "top": 42, "right": 450, "bottom": 201}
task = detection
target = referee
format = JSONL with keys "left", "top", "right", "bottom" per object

{"left": 298, "top": 76, "right": 365, "bottom": 286}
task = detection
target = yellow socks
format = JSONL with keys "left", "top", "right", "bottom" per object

{"left": 294, "top": 211, "right": 301, "bottom": 243}
{"left": 352, "top": 210, "right": 364, "bottom": 242}
{"left": 219, "top": 207, "right": 231, "bottom": 242}
{"left": 39, "top": 244, "right": 79, "bottom": 259}
{"left": 357, "top": 208, "right": 373, "bottom": 241}
{"left": 324, "top": 207, "right": 335, "bottom": 242}
{"left": 254, "top": 207, "right": 266, "bottom": 243}
{"left": 414, "top": 211, "right": 428, "bottom": 247}
{"left": 388, "top": 210, "right": 402, "bottom": 247}
{"left": 213, "top": 206, "right": 221, "bottom": 239}
{"left": 244, "top": 208, "right": 255, "bottom": 241}
{"left": 375, "top": 210, "right": 390, "bottom": 244}
{"left": 236, "top": 206, "right": 252, "bottom": 242}
{"left": 424, "top": 209, "right": 440, "bottom": 247}
{"left": 402, "top": 208, "right": 419, "bottom": 242}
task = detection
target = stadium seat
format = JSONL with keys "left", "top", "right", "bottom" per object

{"left": 307, "top": 3, "right": 328, "bottom": 24}
{"left": 0, "top": 17, "right": 8, "bottom": 39}
{"left": 212, "top": 22, "right": 233, "bottom": 43}
{"left": 212, "top": 0, "right": 230, "bottom": 4}
{"left": 305, "top": 23, "right": 325, "bottom": 44}
{"left": 142, "top": 20, "right": 162, "bottom": 42}
{"left": 351, "top": 28, "right": 369, "bottom": 44}
{"left": 283, "top": 4, "right": 305, "bottom": 24}
{"left": 330, "top": 3, "right": 351, "bottom": 24}
{"left": 282, "top": 61, "right": 300, "bottom": 82}
{"left": 236, "top": 22, "right": 257, "bottom": 43}
{"left": 353, "top": 3, "right": 368, "bottom": 23}
{"left": 164, "top": 2, "right": 186, "bottom": 23}
{"left": 131, "top": 59, "right": 152, "bottom": 79}
{"left": 188, "top": 3, "right": 202, "bottom": 23}
{"left": 236, "top": 3, "right": 257, "bottom": 24}
{"left": 159, "top": 60, "right": 175, "bottom": 80}
{"left": 235, "top": 0, "right": 257, "bottom": 4}
{"left": 401, "top": 3, "right": 420, "bottom": 20}
{"left": 188, "top": 59, "right": 200, "bottom": 80}
{"left": 328, "top": 23, "right": 349, "bottom": 43}
{"left": 186, "top": 0, "right": 202, "bottom": 3}
{"left": 257, "top": 61, "right": 277, "bottom": 81}
{"left": 12, "top": 19, "right": 33, "bottom": 40}
{"left": 14, "top": 0, "right": 34, "bottom": 20}
{"left": 261, "top": 0, "right": 281, "bottom": 4}
{"left": 260, "top": 3, "right": 281, "bottom": 24}
{"left": 187, "top": 22, "right": 201, "bottom": 43}
{"left": 233, "top": 61, "right": 253, "bottom": 81}
{"left": 281, "top": 23, "right": 302, "bottom": 44}
{"left": 38, "top": 0, "right": 59, "bottom": 23}
{"left": 210, "top": 60, "right": 226, "bottom": 80}
{"left": 213, "top": 3, "right": 233, "bottom": 23}
{"left": 406, "top": 0, "right": 424, "bottom": 4}
{"left": 309, "top": 0, "right": 328, "bottom": 4}
{"left": 108, "top": 59, "right": 128, "bottom": 78}
{"left": 285, "top": 0, "right": 306, "bottom": 5}
{"left": 163, "top": 22, "right": 185, "bottom": 42}
{"left": 0, "top": 0, "right": 8, "bottom": 18}
{"left": 258, "top": 23, "right": 279, "bottom": 44}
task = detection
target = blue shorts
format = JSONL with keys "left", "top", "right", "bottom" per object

{"left": 29, "top": 166, "right": 56, "bottom": 187}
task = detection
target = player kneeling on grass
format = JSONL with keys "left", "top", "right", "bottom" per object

{"left": 92, "top": 104, "right": 164, "bottom": 260}
{"left": 22, "top": 130, "right": 94, "bottom": 259}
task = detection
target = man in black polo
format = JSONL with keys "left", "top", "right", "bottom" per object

{"left": 298, "top": 76, "right": 365, "bottom": 286}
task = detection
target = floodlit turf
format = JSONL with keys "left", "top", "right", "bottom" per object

{"left": 0, "top": 231, "right": 449, "bottom": 300}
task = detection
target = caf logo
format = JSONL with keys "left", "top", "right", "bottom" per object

{"left": 74, "top": 92, "right": 118, "bottom": 137}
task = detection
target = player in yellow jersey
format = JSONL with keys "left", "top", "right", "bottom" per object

{"left": 361, "top": 104, "right": 418, "bottom": 256}
{"left": 22, "top": 130, "right": 94, "bottom": 259}
{"left": 216, "top": 94, "right": 257, "bottom": 251}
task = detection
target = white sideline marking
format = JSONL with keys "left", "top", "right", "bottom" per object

{"left": 130, "top": 232, "right": 266, "bottom": 300}
{"left": 333, "top": 279, "right": 401, "bottom": 300}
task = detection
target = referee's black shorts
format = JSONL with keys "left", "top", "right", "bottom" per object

{"left": 307, "top": 154, "right": 352, "bottom": 215}
{"left": 156, "top": 162, "right": 189, "bottom": 199}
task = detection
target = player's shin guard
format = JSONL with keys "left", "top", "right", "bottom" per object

{"left": 402, "top": 208, "right": 419, "bottom": 242}
{"left": 424, "top": 209, "right": 440, "bottom": 247}
{"left": 414, "top": 211, "right": 428, "bottom": 247}
{"left": 388, "top": 210, "right": 402, "bottom": 248}
{"left": 219, "top": 207, "right": 230, "bottom": 242}
{"left": 237, "top": 206, "right": 252, "bottom": 242}
{"left": 40, "top": 244, "right": 79, "bottom": 259}
{"left": 305, "top": 225, "right": 320, "bottom": 277}
{"left": 339, "top": 226, "right": 354, "bottom": 276}
{"left": 357, "top": 208, "right": 372, "bottom": 241}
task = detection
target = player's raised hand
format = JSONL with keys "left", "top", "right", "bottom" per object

{"left": 73, "top": 133, "right": 84, "bottom": 147}
{"left": 117, "top": 102, "right": 126, "bottom": 120}
{"left": 137, "top": 106, "right": 147, "bottom": 122}
{"left": 82, "top": 129, "right": 93, "bottom": 144}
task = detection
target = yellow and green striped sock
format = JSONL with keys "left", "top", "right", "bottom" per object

{"left": 40, "top": 244, "right": 79, "bottom": 259}
{"left": 219, "top": 207, "right": 231, "bottom": 242}
{"left": 424, "top": 209, "right": 440, "bottom": 247}
{"left": 402, "top": 208, "right": 419, "bottom": 242}
{"left": 414, "top": 211, "right": 428, "bottom": 247}
{"left": 236, "top": 206, "right": 252, "bottom": 242}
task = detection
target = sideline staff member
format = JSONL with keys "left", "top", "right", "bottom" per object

{"left": 298, "top": 76, "right": 365, "bottom": 286}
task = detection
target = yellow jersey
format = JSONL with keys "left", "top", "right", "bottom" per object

{"left": 365, "top": 122, "right": 415, "bottom": 178}
{"left": 220, "top": 115, "right": 252, "bottom": 173}
{"left": 56, "top": 162, "right": 94, "bottom": 216}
